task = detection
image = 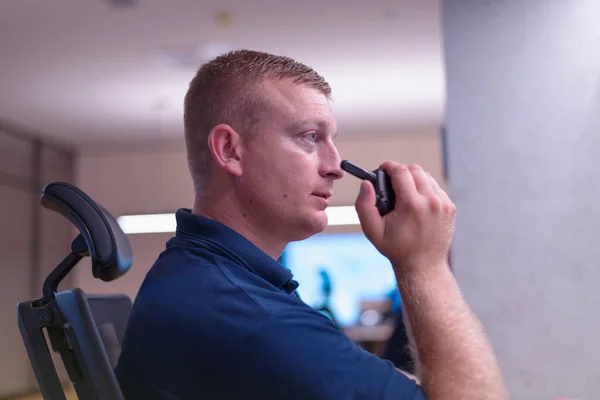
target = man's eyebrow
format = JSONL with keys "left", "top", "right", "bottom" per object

{"left": 287, "top": 119, "right": 331, "bottom": 131}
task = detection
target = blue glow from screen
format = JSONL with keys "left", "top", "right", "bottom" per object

{"left": 282, "top": 232, "right": 397, "bottom": 327}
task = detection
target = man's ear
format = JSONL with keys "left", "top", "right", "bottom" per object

{"left": 207, "top": 124, "right": 243, "bottom": 177}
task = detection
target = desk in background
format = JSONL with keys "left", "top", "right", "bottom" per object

{"left": 343, "top": 321, "right": 394, "bottom": 357}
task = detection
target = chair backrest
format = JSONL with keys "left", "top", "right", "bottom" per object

{"left": 17, "top": 182, "right": 134, "bottom": 400}
{"left": 52, "top": 289, "right": 132, "bottom": 399}
{"left": 86, "top": 293, "right": 132, "bottom": 369}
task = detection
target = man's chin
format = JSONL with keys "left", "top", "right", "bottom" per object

{"left": 289, "top": 213, "right": 328, "bottom": 241}
{"left": 305, "top": 213, "right": 329, "bottom": 235}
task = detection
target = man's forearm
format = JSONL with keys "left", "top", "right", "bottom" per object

{"left": 395, "top": 262, "right": 508, "bottom": 400}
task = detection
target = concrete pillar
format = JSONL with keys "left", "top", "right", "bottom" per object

{"left": 443, "top": 1, "right": 600, "bottom": 398}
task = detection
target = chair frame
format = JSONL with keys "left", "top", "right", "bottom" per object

{"left": 17, "top": 182, "right": 133, "bottom": 400}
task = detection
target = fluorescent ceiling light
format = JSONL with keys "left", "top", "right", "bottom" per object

{"left": 117, "top": 213, "right": 177, "bottom": 234}
{"left": 324, "top": 206, "right": 360, "bottom": 226}
{"left": 117, "top": 206, "right": 360, "bottom": 234}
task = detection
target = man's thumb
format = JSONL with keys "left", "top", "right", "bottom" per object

{"left": 355, "top": 181, "right": 383, "bottom": 240}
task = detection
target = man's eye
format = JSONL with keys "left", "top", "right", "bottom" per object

{"left": 305, "top": 132, "right": 318, "bottom": 142}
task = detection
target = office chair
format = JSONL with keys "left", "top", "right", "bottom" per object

{"left": 17, "top": 182, "right": 134, "bottom": 400}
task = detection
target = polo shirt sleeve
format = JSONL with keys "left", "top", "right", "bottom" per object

{"left": 233, "top": 305, "right": 428, "bottom": 400}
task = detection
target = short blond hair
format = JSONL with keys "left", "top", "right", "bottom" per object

{"left": 183, "top": 49, "right": 332, "bottom": 194}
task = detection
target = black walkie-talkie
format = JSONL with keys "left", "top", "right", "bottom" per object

{"left": 340, "top": 160, "right": 396, "bottom": 216}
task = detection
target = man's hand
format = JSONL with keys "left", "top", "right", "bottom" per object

{"left": 355, "top": 162, "right": 455, "bottom": 274}
{"left": 354, "top": 162, "right": 508, "bottom": 399}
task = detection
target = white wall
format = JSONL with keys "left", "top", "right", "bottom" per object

{"left": 443, "top": 1, "right": 600, "bottom": 399}
{"left": 0, "top": 131, "right": 75, "bottom": 397}
{"left": 75, "top": 132, "right": 444, "bottom": 301}
{"left": 0, "top": 185, "right": 35, "bottom": 396}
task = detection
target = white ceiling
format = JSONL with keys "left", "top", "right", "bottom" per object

{"left": 0, "top": 0, "right": 445, "bottom": 147}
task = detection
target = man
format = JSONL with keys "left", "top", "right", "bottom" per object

{"left": 115, "top": 49, "right": 508, "bottom": 399}
{"left": 383, "top": 289, "right": 415, "bottom": 373}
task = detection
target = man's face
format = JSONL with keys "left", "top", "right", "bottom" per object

{"left": 236, "top": 79, "right": 344, "bottom": 241}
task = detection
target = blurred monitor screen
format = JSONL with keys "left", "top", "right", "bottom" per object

{"left": 282, "top": 232, "right": 397, "bottom": 327}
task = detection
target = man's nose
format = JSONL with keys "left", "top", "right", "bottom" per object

{"left": 320, "top": 144, "right": 345, "bottom": 180}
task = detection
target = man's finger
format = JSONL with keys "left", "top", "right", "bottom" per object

{"left": 354, "top": 180, "right": 384, "bottom": 242}
{"left": 427, "top": 173, "right": 454, "bottom": 209}
{"left": 380, "top": 162, "right": 418, "bottom": 205}
{"left": 427, "top": 173, "right": 443, "bottom": 196}
{"left": 410, "top": 165, "right": 434, "bottom": 197}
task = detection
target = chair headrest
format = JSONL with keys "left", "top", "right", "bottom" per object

{"left": 40, "top": 182, "right": 133, "bottom": 281}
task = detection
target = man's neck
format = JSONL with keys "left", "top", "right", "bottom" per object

{"left": 191, "top": 194, "right": 287, "bottom": 260}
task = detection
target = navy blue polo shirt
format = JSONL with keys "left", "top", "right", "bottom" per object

{"left": 115, "top": 208, "right": 427, "bottom": 400}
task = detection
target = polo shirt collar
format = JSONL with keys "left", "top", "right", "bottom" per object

{"left": 174, "top": 209, "right": 298, "bottom": 293}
